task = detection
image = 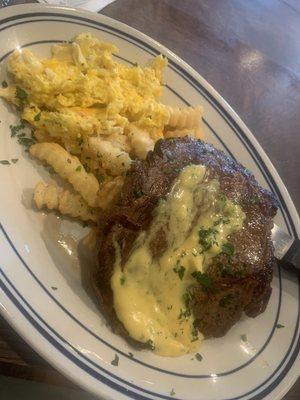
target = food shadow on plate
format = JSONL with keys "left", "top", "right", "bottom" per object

{"left": 24, "top": 150, "right": 76, "bottom": 191}
{"left": 22, "top": 187, "right": 35, "bottom": 210}
{"left": 77, "top": 232, "right": 102, "bottom": 309}
{"left": 39, "top": 212, "right": 104, "bottom": 321}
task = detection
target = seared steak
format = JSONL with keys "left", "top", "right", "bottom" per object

{"left": 92, "top": 137, "right": 278, "bottom": 339}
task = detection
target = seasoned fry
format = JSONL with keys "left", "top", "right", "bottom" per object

{"left": 86, "top": 137, "right": 131, "bottom": 176}
{"left": 30, "top": 142, "right": 100, "bottom": 207}
{"left": 164, "top": 127, "right": 204, "bottom": 140}
{"left": 129, "top": 125, "right": 154, "bottom": 160}
{"left": 33, "top": 129, "right": 54, "bottom": 143}
{"left": 166, "top": 105, "right": 204, "bottom": 130}
{"left": 34, "top": 182, "right": 100, "bottom": 222}
{"left": 34, "top": 181, "right": 58, "bottom": 210}
{"left": 98, "top": 176, "right": 124, "bottom": 209}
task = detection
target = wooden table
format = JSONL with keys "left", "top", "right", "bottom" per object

{"left": 0, "top": 0, "right": 299, "bottom": 398}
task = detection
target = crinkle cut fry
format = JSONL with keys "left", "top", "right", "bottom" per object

{"left": 165, "top": 106, "right": 204, "bottom": 139}
{"left": 34, "top": 182, "right": 100, "bottom": 222}
{"left": 30, "top": 142, "right": 100, "bottom": 207}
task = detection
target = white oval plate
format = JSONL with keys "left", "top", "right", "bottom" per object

{"left": 0, "top": 4, "right": 299, "bottom": 400}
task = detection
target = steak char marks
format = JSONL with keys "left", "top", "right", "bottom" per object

{"left": 93, "top": 137, "right": 278, "bottom": 339}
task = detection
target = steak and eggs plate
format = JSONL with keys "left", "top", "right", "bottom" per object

{"left": 0, "top": 33, "right": 278, "bottom": 358}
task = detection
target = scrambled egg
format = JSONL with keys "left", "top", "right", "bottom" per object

{"left": 0, "top": 32, "right": 203, "bottom": 205}
{"left": 2, "top": 33, "right": 169, "bottom": 154}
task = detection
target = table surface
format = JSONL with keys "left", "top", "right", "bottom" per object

{"left": 0, "top": 0, "right": 299, "bottom": 399}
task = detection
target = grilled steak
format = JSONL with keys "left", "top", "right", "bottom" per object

{"left": 92, "top": 137, "right": 278, "bottom": 339}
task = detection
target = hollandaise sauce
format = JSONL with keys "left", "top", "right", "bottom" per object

{"left": 111, "top": 165, "right": 245, "bottom": 356}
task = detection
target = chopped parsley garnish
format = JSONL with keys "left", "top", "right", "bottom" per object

{"left": 77, "top": 137, "right": 83, "bottom": 146}
{"left": 178, "top": 308, "right": 191, "bottom": 320}
{"left": 18, "top": 136, "right": 36, "bottom": 149}
{"left": 145, "top": 339, "right": 155, "bottom": 350}
{"left": 276, "top": 323, "right": 285, "bottom": 329}
{"left": 173, "top": 264, "right": 185, "bottom": 280}
{"left": 214, "top": 217, "right": 229, "bottom": 226}
{"left": 128, "top": 352, "right": 134, "bottom": 358}
{"left": 217, "top": 262, "right": 233, "bottom": 277}
{"left": 0, "top": 160, "right": 10, "bottom": 165}
{"left": 16, "top": 87, "right": 27, "bottom": 100}
{"left": 241, "top": 334, "right": 247, "bottom": 342}
{"left": 111, "top": 354, "right": 119, "bottom": 366}
{"left": 222, "top": 242, "right": 235, "bottom": 258}
{"left": 11, "top": 158, "right": 18, "bottom": 164}
{"left": 217, "top": 262, "right": 245, "bottom": 278}
{"left": 34, "top": 112, "right": 41, "bottom": 121}
{"left": 173, "top": 168, "right": 182, "bottom": 174}
{"left": 191, "top": 271, "right": 213, "bottom": 290}
{"left": 133, "top": 187, "right": 143, "bottom": 198}
{"left": 15, "top": 86, "right": 28, "bottom": 110}
{"left": 170, "top": 389, "right": 176, "bottom": 396}
{"left": 195, "top": 353, "right": 203, "bottom": 362}
{"left": 120, "top": 276, "right": 125, "bottom": 285}
{"left": 219, "top": 294, "right": 233, "bottom": 308}
{"left": 1, "top": 80, "right": 8, "bottom": 88}
{"left": 183, "top": 290, "right": 193, "bottom": 309}
{"left": 75, "top": 165, "right": 82, "bottom": 172}
{"left": 191, "top": 326, "right": 199, "bottom": 342}
{"left": 97, "top": 172, "right": 106, "bottom": 183}
{"left": 198, "top": 227, "right": 218, "bottom": 252}
{"left": 51, "top": 286, "right": 58, "bottom": 291}
{"left": 9, "top": 120, "right": 26, "bottom": 137}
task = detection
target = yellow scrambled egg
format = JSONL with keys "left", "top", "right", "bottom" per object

{"left": 3, "top": 33, "right": 168, "bottom": 153}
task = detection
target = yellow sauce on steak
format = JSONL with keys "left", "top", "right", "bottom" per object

{"left": 111, "top": 165, "right": 245, "bottom": 356}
